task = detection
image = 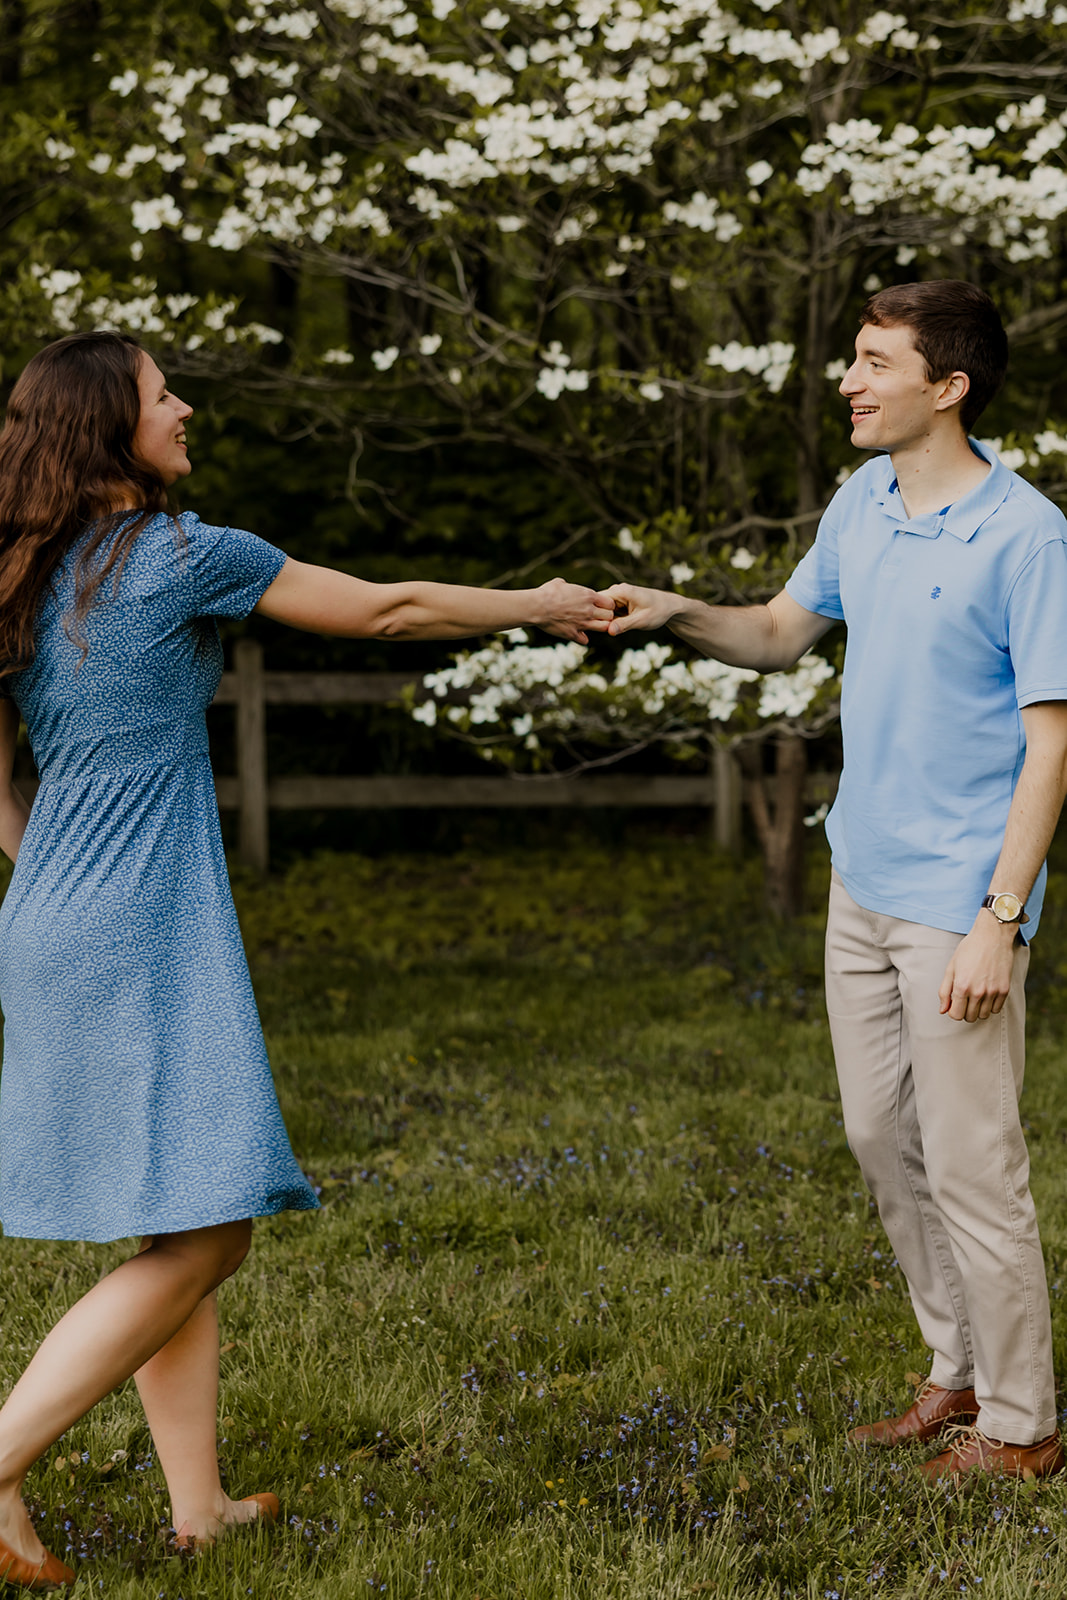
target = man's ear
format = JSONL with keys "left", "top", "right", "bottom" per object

{"left": 934, "top": 370, "right": 971, "bottom": 414}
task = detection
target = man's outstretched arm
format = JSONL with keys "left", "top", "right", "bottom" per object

{"left": 605, "top": 584, "right": 832, "bottom": 672}
{"left": 939, "top": 700, "right": 1067, "bottom": 1024}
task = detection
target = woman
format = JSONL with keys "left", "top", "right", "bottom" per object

{"left": 0, "top": 331, "right": 610, "bottom": 1588}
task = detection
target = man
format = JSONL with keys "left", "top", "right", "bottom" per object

{"left": 606, "top": 281, "right": 1067, "bottom": 1480}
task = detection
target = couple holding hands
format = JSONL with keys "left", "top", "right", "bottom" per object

{"left": 0, "top": 275, "right": 1063, "bottom": 1586}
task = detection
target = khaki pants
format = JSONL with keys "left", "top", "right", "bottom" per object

{"left": 825, "top": 871, "right": 1055, "bottom": 1445}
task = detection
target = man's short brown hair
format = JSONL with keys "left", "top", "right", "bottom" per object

{"left": 859, "top": 280, "right": 1008, "bottom": 432}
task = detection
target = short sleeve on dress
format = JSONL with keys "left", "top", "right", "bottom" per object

{"left": 177, "top": 512, "right": 287, "bottom": 621}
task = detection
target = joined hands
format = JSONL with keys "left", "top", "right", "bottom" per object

{"left": 535, "top": 579, "right": 682, "bottom": 643}
{"left": 535, "top": 577, "right": 616, "bottom": 643}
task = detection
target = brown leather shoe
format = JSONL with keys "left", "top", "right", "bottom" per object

{"left": 0, "top": 1530, "right": 74, "bottom": 1590}
{"left": 847, "top": 1380, "right": 978, "bottom": 1447}
{"left": 921, "top": 1424, "right": 1066, "bottom": 1482}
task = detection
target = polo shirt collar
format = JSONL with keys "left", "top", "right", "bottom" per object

{"left": 868, "top": 439, "right": 1012, "bottom": 543}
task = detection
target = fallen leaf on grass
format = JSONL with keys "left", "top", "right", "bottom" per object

{"left": 735, "top": 1473, "right": 750, "bottom": 1492}
{"left": 905, "top": 1372, "right": 924, "bottom": 1387}
{"left": 220, "top": 1342, "right": 237, "bottom": 1355}
{"left": 702, "top": 1445, "right": 732, "bottom": 1463}
{"left": 781, "top": 1427, "right": 803, "bottom": 1444}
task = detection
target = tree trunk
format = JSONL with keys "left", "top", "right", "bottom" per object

{"left": 743, "top": 734, "right": 808, "bottom": 918}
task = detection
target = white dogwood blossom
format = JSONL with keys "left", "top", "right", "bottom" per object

{"left": 62, "top": 0, "right": 1067, "bottom": 317}
{"left": 707, "top": 341, "right": 795, "bottom": 394}
{"left": 131, "top": 196, "right": 183, "bottom": 233}
{"left": 757, "top": 653, "right": 836, "bottom": 719}
{"left": 662, "top": 193, "right": 742, "bottom": 241}
{"left": 26, "top": 0, "right": 1067, "bottom": 783}
{"left": 409, "top": 622, "right": 836, "bottom": 757}
{"left": 535, "top": 366, "right": 590, "bottom": 399}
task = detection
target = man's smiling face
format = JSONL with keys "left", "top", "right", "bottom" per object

{"left": 839, "top": 321, "right": 960, "bottom": 455}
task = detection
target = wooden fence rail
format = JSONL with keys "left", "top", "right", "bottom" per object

{"left": 215, "top": 642, "right": 837, "bottom": 873}
{"left": 15, "top": 640, "right": 838, "bottom": 874}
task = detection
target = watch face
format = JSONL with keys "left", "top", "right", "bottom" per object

{"left": 993, "top": 893, "right": 1022, "bottom": 922}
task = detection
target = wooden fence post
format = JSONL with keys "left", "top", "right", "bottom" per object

{"left": 234, "top": 639, "right": 269, "bottom": 875}
{"left": 713, "top": 745, "right": 743, "bottom": 855}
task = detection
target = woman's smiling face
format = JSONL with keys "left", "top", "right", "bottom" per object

{"left": 131, "top": 353, "right": 194, "bottom": 485}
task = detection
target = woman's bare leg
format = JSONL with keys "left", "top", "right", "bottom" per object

{"left": 0, "top": 1219, "right": 250, "bottom": 1564}
{"left": 134, "top": 1288, "right": 263, "bottom": 1541}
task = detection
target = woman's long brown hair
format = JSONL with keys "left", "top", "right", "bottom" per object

{"left": 0, "top": 331, "right": 171, "bottom": 682}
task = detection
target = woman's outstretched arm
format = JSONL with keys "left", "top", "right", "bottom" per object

{"left": 254, "top": 559, "right": 613, "bottom": 644}
{"left": 0, "top": 699, "right": 29, "bottom": 863}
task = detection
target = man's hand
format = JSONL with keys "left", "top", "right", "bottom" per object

{"left": 604, "top": 583, "right": 685, "bottom": 636}
{"left": 938, "top": 914, "right": 1019, "bottom": 1023}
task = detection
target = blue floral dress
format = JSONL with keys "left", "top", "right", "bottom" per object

{"left": 0, "top": 512, "right": 319, "bottom": 1241}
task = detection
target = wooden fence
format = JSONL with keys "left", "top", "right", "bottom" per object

{"left": 213, "top": 642, "right": 836, "bottom": 873}
{"left": 14, "top": 639, "right": 837, "bottom": 873}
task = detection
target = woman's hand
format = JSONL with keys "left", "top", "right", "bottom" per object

{"left": 534, "top": 578, "right": 615, "bottom": 643}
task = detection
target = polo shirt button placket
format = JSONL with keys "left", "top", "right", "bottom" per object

{"left": 881, "top": 530, "right": 904, "bottom": 574}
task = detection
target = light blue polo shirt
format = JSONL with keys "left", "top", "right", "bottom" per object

{"left": 786, "top": 441, "right": 1067, "bottom": 938}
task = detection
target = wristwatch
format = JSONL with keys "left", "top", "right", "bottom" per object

{"left": 981, "top": 892, "right": 1030, "bottom": 925}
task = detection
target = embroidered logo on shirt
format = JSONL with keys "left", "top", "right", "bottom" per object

{"left": 930, "top": 586, "right": 942, "bottom": 599}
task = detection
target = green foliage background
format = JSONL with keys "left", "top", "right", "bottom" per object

{"left": 9, "top": 0, "right": 1067, "bottom": 823}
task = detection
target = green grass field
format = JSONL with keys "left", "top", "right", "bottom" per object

{"left": 6, "top": 837, "right": 1067, "bottom": 1598}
